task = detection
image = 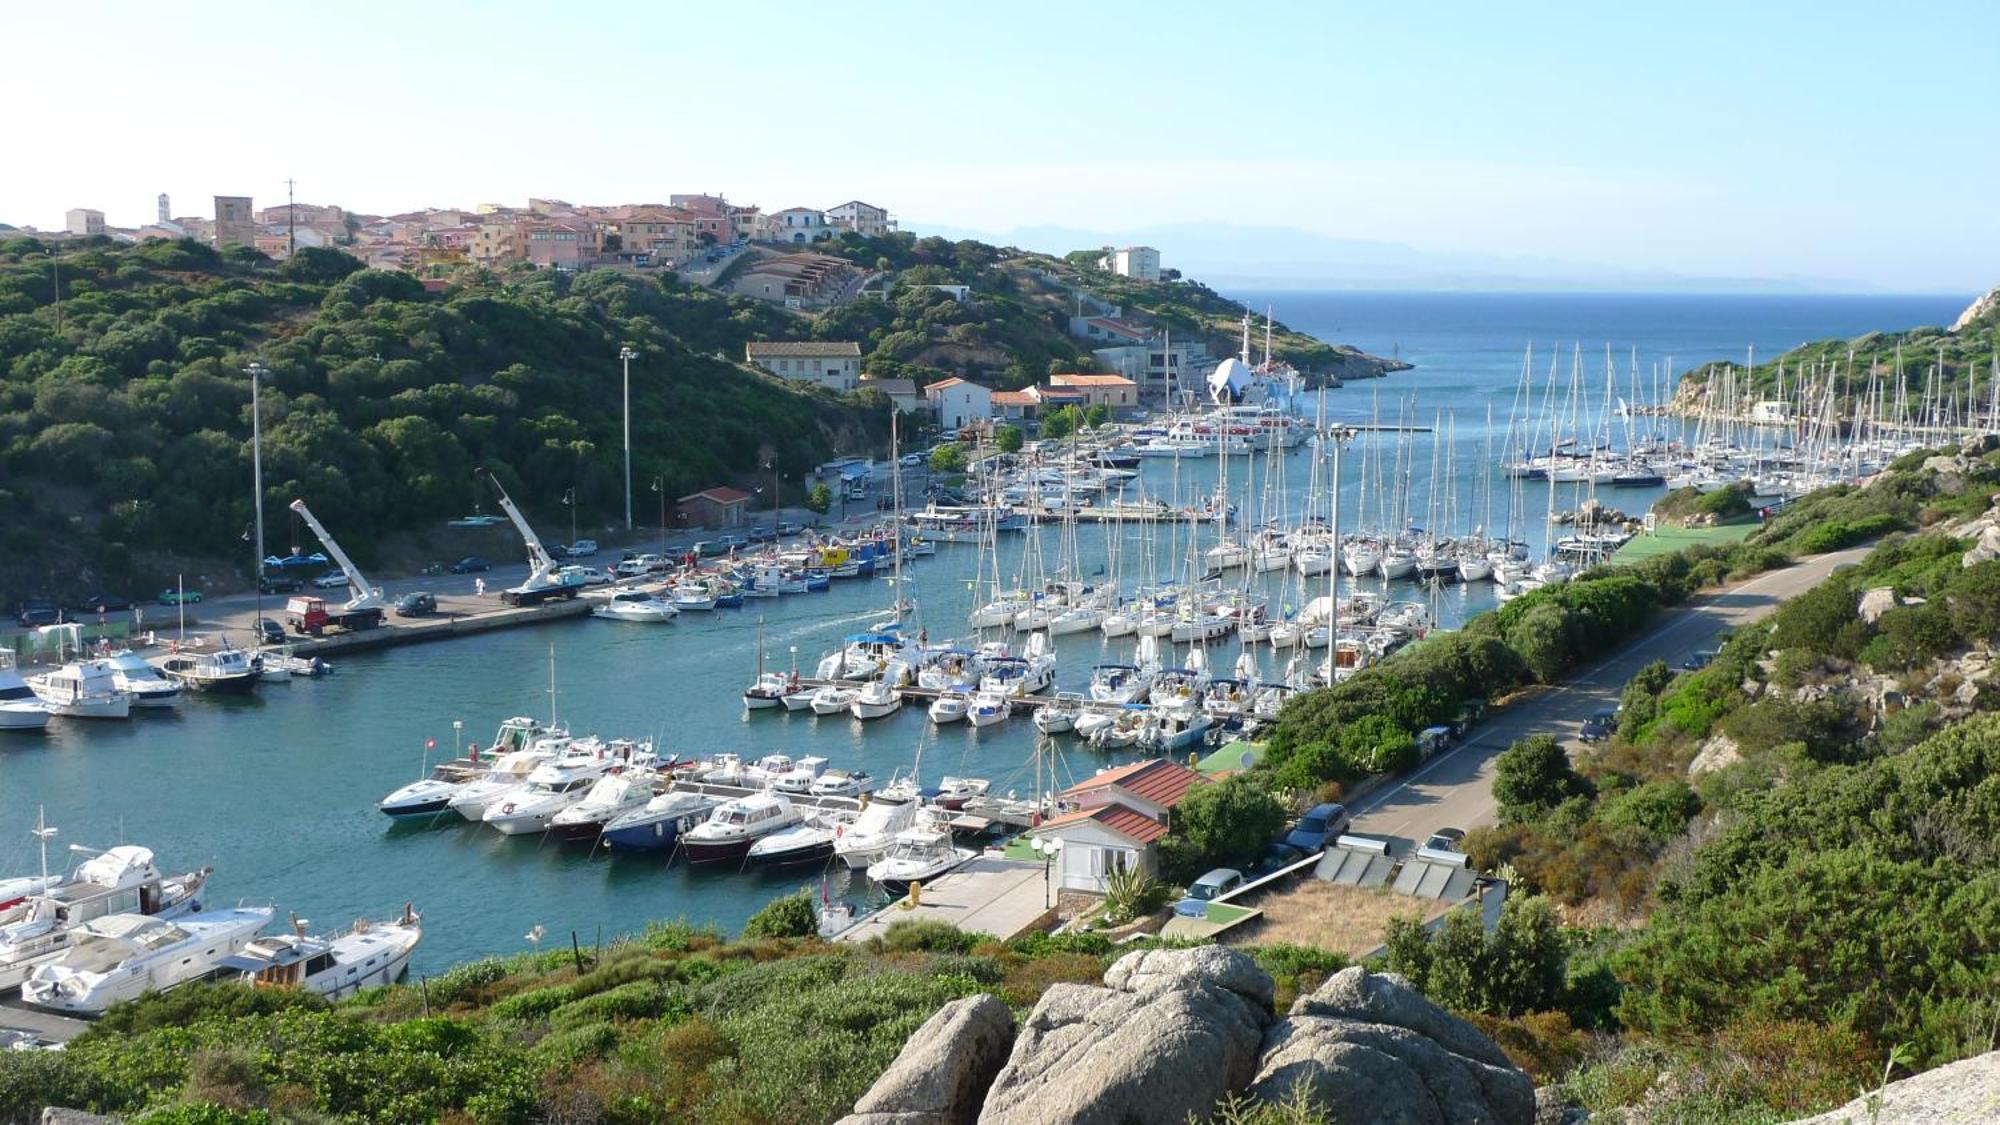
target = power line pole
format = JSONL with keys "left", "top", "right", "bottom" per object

{"left": 285, "top": 177, "right": 296, "bottom": 257}
{"left": 619, "top": 346, "right": 638, "bottom": 530}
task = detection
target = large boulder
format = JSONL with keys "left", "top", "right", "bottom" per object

{"left": 1246, "top": 967, "right": 1535, "bottom": 1124}
{"left": 977, "top": 946, "right": 1275, "bottom": 1125}
{"left": 1787, "top": 1047, "right": 2000, "bottom": 1123}
{"left": 1967, "top": 524, "right": 2000, "bottom": 568}
{"left": 1858, "top": 587, "right": 1900, "bottom": 624}
{"left": 840, "top": 994, "right": 1017, "bottom": 1125}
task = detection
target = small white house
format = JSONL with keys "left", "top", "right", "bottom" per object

{"left": 1030, "top": 759, "right": 1209, "bottom": 895}
{"left": 925, "top": 376, "right": 991, "bottom": 431}
{"left": 1097, "top": 245, "right": 1161, "bottom": 282}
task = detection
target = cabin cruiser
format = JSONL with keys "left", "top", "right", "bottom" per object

{"left": 833, "top": 799, "right": 919, "bottom": 869}
{"left": 1141, "top": 701, "right": 1214, "bottom": 752}
{"left": 102, "top": 650, "right": 181, "bottom": 709}
{"left": 867, "top": 827, "right": 975, "bottom": 895}
{"left": 697, "top": 751, "right": 796, "bottom": 788}
{"left": 444, "top": 737, "right": 572, "bottom": 822}
{"left": 0, "top": 846, "right": 211, "bottom": 991}
{"left": 23, "top": 906, "right": 274, "bottom": 1014}
{"left": 967, "top": 689, "right": 1011, "bottom": 728}
{"left": 379, "top": 717, "right": 552, "bottom": 819}
{"left": 747, "top": 810, "right": 849, "bottom": 867}
{"left": 668, "top": 582, "right": 719, "bottom": 611}
{"left": 0, "top": 654, "right": 52, "bottom": 731}
{"left": 221, "top": 907, "right": 422, "bottom": 1000}
{"left": 158, "top": 644, "right": 260, "bottom": 694}
{"left": 808, "top": 768, "right": 874, "bottom": 797}
{"left": 681, "top": 792, "right": 804, "bottom": 864}
{"left": 928, "top": 687, "right": 972, "bottom": 724}
{"left": 549, "top": 771, "right": 660, "bottom": 840}
{"left": 809, "top": 684, "right": 860, "bottom": 716}
{"left": 600, "top": 790, "right": 722, "bottom": 853}
{"left": 593, "top": 590, "right": 679, "bottom": 622}
{"left": 849, "top": 679, "right": 903, "bottom": 721}
{"left": 1033, "top": 691, "right": 1084, "bottom": 734}
{"left": 483, "top": 753, "right": 627, "bottom": 836}
{"left": 769, "top": 756, "right": 831, "bottom": 793}
{"left": 934, "top": 776, "right": 991, "bottom": 810}
{"left": 27, "top": 660, "right": 134, "bottom": 720}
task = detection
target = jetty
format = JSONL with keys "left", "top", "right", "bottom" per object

{"left": 834, "top": 855, "right": 1055, "bottom": 943}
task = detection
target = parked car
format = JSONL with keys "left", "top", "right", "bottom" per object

{"left": 258, "top": 574, "right": 303, "bottom": 594}
{"left": 1172, "top": 868, "right": 1246, "bottom": 917}
{"left": 450, "top": 556, "right": 492, "bottom": 574}
{"left": 846, "top": 484, "right": 868, "bottom": 501}
{"left": 15, "top": 600, "right": 60, "bottom": 627}
{"left": 776, "top": 521, "right": 803, "bottom": 537}
{"left": 254, "top": 617, "right": 286, "bottom": 646}
{"left": 747, "top": 526, "right": 776, "bottom": 544}
{"left": 394, "top": 592, "right": 438, "bottom": 618}
{"left": 1283, "top": 803, "right": 1352, "bottom": 852}
{"left": 547, "top": 544, "right": 570, "bottom": 561}
{"left": 72, "top": 593, "right": 134, "bottom": 614}
{"left": 1579, "top": 709, "right": 1617, "bottom": 743}
{"left": 311, "top": 572, "right": 350, "bottom": 589}
{"left": 156, "top": 588, "right": 203, "bottom": 606}
{"left": 1422, "top": 827, "right": 1468, "bottom": 856}
{"left": 1247, "top": 842, "right": 1305, "bottom": 879}
{"left": 717, "top": 534, "right": 748, "bottom": 552}
{"left": 567, "top": 539, "right": 599, "bottom": 557}
{"left": 612, "top": 558, "right": 651, "bottom": 579}
{"left": 900, "top": 452, "right": 924, "bottom": 467}
{"left": 1681, "top": 649, "right": 1716, "bottom": 672}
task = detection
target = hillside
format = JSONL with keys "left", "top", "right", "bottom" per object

{"left": 0, "top": 238, "right": 888, "bottom": 604}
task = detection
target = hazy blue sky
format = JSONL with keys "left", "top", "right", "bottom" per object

{"left": 7, "top": 1, "right": 1994, "bottom": 291}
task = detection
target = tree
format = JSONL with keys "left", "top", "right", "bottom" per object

{"left": 279, "top": 246, "right": 363, "bottom": 285}
{"left": 994, "top": 425, "right": 1024, "bottom": 454}
{"left": 1506, "top": 602, "right": 1572, "bottom": 682}
{"left": 806, "top": 483, "right": 832, "bottom": 515}
{"left": 1492, "top": 734, "right": 1591, "bottom": 822}
{"left": 1163, "top": 777, "right": 1287, "bottom": 880}
{"left": 1084, "top": 403, "right": 1109, "bottom": 430}
{"left": 928, "top": 443, "right": 967, "bottom": 474}
{"left": 1040, "top": 406, "right": 1077, "bottom": 440}
{"left": 742, "top": 891, "right": 817, "bottom": 939}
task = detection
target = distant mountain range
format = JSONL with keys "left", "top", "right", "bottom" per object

{"left": 905, "top": 220, "right": 1877, "bottom": 294}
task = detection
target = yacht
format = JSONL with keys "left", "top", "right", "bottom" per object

{"left": 681, "top": 792, "right": 804, "bottom": 864}
{"left": 832, "top": 799, "right": 919, "bottom": 869}
{"left": 27, "top": 660, "right": 134, "bottom": 720}
{"left": 23, "top": 906, "right": 274, "bottom": 1014}
{"left": 102, "top": 651, "right": 181, "bottom": 709}
{"left": 1032, "top": 692, "right": 1084, "bottom": 734}
{"left": 927, "top": 687, "right": 971, "bottom": 724}
{"left": 379, "top": 717, "right": 552, "bottom": 819}
{"left": 221, "top": 907, "right": 422, "bottom": 1000}
{"left": 0, "top": 846, "right": 211, "bottom": 991}
{"left": 0, "top": 654, "right": 52, "bottom": 731}
{"left": 593, "top": 590, "right": 679, "bottom": 622}
{"left": 849, "top": 679, "right": 903, "bottom": 721}
{"left": 548, "top": 771, "right": 659, "bottom": 841}
{"left": 484, "top": 751, "right": 634, "bottom": 835}
{"left": 746, "top": 811, "right": 847, "bottom": 867}
{"left": 807, "top": 768, "right": 874, "bottom": 798}
{"left": 158, "top": 644, "right": 260, "bottom": 694}
{"left": 867, "top": 827, "right": 975, "bottom": 895}
{"left": 668, "top": 582, "right": 719, "bottom": 611}
{"left": 445, "top": 733, "right": 575, "bottom": 822}
{"left": 934, "top": 776, "right": 991, "bottom": 810}
{"left": 600, "top": 790, "right": 721, "bottom": 853}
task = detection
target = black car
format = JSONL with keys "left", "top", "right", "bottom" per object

{"left": 254, "top": 617, "right": 286, "bottom": 646}
{"left": 395, "top": 592, "right": 438, "bottom": 618}
{"left": 1680, "top": 649, "right": 1716, "bottom": 672}
{"left": 1579, "top": 709, "right": 1617, "bottom": 743}
{"left": 72, "top": 593, "right": 134, "bottom": 615}
{"left": 258, "top": 574, "right": 304, "bottom": 594}
{"left": 1247, "top": 842, "right": 1306, "bottom": 879}
{"left": 15, "top": 599, "right": 60, "bottom": 627}
{"left": 450, "top": 556, "right": 492, "bottom": 574}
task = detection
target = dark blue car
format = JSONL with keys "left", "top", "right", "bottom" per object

{"left": 1283, "top": 803, "right": 1351, "bottom": 852}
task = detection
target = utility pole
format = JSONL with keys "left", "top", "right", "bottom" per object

{"left": 245, "top": 362, "right": 268, "bottom": 592}
{"left": 46, "top": 250, "right": 61, "bottom": 332}
{"left": 285, "top": 178, "right": 297, "bottom": 257}
{"left": 619, "top": 346, "right": 638, "bottom": 530}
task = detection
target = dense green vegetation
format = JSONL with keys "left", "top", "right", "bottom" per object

{"left": 0, "top": 237, "right": 890, "bottom": 602}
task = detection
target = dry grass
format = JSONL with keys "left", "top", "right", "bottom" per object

{"left": 1241, "top": 882, "right": 1443, "bottom": 958}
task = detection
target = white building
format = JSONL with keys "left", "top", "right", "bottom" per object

{"left": 765, "top": 207, "right": 835, "bottom": 243}
{"left": 65, "top": 208, "right": 105, "bottom": 237}
{"left": 745, "top": 341, "right": 862, "bottom": 391}
{"left": 924, "top": 377, "right": 992, "bottom": 432}
{"left": 1028, "top": 759, "right": 1209, "bottom": 895}
{"left": 1097, "top": 245, "right": 1161, "bottom": 282}
{"left": 827, "top": 200, "right": 893, "bottom": 236}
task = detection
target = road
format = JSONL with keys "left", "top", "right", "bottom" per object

{"left": 1347, "top": 545, "right": 1871, "bottom": 850}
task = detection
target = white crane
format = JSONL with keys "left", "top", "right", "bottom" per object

{"left": 475, "top": 467, "right": 586, "bottom": 605}
{"left": 286, "top": 499, "right": 387, "bottom": 632}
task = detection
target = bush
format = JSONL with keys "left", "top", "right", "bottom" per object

{"left": 742, "top": 891, "right": 818, "bottom": 940}
{"left": 1493, "top": 735, "right": 1592, "bottom": 822}
{"left": 994, "top": 425, "right": 1024, "bottom": 453}
{"left": 1162, "top": 776, "right": 1288, "bottom": 881}
{"left": 869, "top": 920, "right": 982, "bottom": 955}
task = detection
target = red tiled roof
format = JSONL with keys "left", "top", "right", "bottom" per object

{"left": 991, "top": 390, "right": 1037, "bottom": 406}
{"left": 1052, "top": 373, "right": 1138, "bottom": 387}
{"left": 1035, "top": 803, "right": 1169, "bottom": 845}
{"left": 679, "top": 486, "right": 751, "bottom": 504}
{"left": 924, "top": 377, "right": 970, "bottom": 391}
{"left": 1061, "top": 758, "right": 1208, "bottom": 809}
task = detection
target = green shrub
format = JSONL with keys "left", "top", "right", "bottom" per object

{"left": 742, "top": 891, "right": 818, "bottom": 940}
{"left": 1493, "top": 735, "right": 1592, "bottom": 822}
{"left": 869, "top": 920, "right": 982, "bottom": 954}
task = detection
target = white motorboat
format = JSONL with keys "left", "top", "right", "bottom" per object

{"left": 27, "top": 660, "right": 133, "bottom": 720}
{"left": 849, "top": 679, "right": 903, "bottom": 721}
{"left": 482, "top": 754, "right": 622, "bottom": 836}
{"left": 220, "top": 907, "right": 421, "bottom": 1000}
{"left": 1073, "top": 707, "right": 1120, "bottom": 740}
{"left": 0, "top": 845, "right": 211, "bottom": 991}
{"left": 769, "top": 756, "right": 831, "bottom": 793}
{"left": 1139, "top": 701, "right": 1214, "bottom": 753}
{"left": 668, "top": 582, "right": 718, "bottom": 611}
{"left": 23, "top": 907, "right": 274, "bottom": 1014}
{"left": 601, "top": 790, "right": 722, "bottom": 853}
{"left": 935, "top": 775, "right": 991, "bottom": 809}
{"left": 808, "top": 768, "right": 875, "bottom": 797}
{"left": 747, "top": 812, "right": 846, "bottom": 867}
{"left": 781, "top": 683, "right": 818, "bottom": 711}
{"left": 549, "top": 771, "right": 659, "bottom": 840}
{"left": 1033, "top": 691, "right": 1084, "bottom": 734}
{"left": 867, "top": 827, "right": 974, "bottom": 895}
{"left": 681, "top": 792, "right": 804, "bottom": 864}
{"left": 158, "top": 644, "right": 259, "bottom": 694}
{"left": 379, "top": 717, "right": 550, "bottom": 819}
{"left": 1088, "top": 710, "right": 1145, "bottom": 749}
{"left": 445, "top": 733, "right": 573, "bottom": 822}
{"left": 697, "top": 751, "right": 795, "bottom": 787}
{"left": 833, "top": 798, "right": 919, "bottom": 869}
{"left": 743, "top": 671, "right": 792, "bottom": 711}
{"left": 593, "top": 590, "right": 679, "bottom": 622}
{"left": 102, "top": 651, "right": 181, "bottom": 709}
{"left": 0, "top": 654, "right": 52, "bottom": 731}
{"left": 967, "top": 689, "right": 1011, "bottom": 728}
{"left": 810, "top": 685, "right": 859, "bottom": 716}
{"left": 928, "top": 688, "right": 971, "bottom": 724}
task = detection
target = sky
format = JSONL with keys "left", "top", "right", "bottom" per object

{"left": 5, "top": 0, "right": 1995, "bottom": 292}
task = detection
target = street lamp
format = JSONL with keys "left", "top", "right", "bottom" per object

{"left": 619, "top": 346, "right": 638, "bottom": 531}
{"left": 1029, "top": 836, "right": 1063, "bottom": 909}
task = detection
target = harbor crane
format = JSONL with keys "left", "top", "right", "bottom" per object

{"left": 284, "top": 499, "right": 387, "bottom": 634}
{"left": 474, "top": 467, "right": 588, "bottom": 606}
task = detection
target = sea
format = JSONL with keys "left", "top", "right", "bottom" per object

{"left": 0, "top": 290, "right": 1970, "bottom": 977}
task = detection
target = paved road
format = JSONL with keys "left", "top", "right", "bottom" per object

{"left": 1348, "top": 545, "right": 1871, "bottom": 850}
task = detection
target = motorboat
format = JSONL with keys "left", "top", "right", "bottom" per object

{"left": 444, "top": 739, "right": 569, "bottom": 822}
{"left": 668, "top": 582, "right": 718, "bottom": 611}
{"left": 102, "top": 650, "right": 181, "bottom": 709}
{"left": 681, "top": 792, "right": 804, "bottom": 864}
{"left": 746, "top": 811, "right": 847, "bottom": 867}
{"left": 928, "top": 687, "right": 972, "bottom": 724}
{"left": 849, "top": 679, "right": 903, "bottom": 721}
{"left": 549, "top": 771, "right": 660, "bottom": 841}
{"left": 1073, "top": 707, "right": 1121, "bottom": 741}
{"left": 832, "top": 799, "right": 919, "bottom": 869}
{"left": 27, "top": 660, "right": 134, "bottom": 720}
{"left": 593, "top": 590, "right": 679, "bottom": 622}
{"left": 697, "top": 751, "right": 795, "bottom": 788}
{"left": 23, "top": 906, "right": 275, "bottom": 1014}
{"left": 808, "top": 768, "right": 875, "bottom": 798}
{"left": 220, "top": 907, "right": 421, "bottom": 1000}
{"left": 781, "top": 681, "right": 818, "bottom": 711}
{"left": 0, "top": 845, "right": 211, "bottom": 991}
{"left": 809, "top": 685, "right": 859, "bottom": 716}
{"left": 1088, "top": 708, "right": 1146, "bottom": 749}
{"left": 1140, "top": 701, "right": 1215, "bottom": 752}
{"left": 769, "top": 756, "right": 831, "bottom": 793}
{"left": 967, "top": 689, "right": 1011, "bottom": 728}
{"left": 743, "top": 671, "right": 792, "bottom": 711}
{"left": 600, "top": 790, "right": 722, "bottom": 853}
{"left": 380, "top": 717, "right": 552, "bottom": 819}
{"left": 867, "top": 827, "right": 974, "bottom": 895}
{"left": 934, "top": 776, "right": 990, "bottom": 810}
{"left": 482, "top": 754, "right": 623, "bottom": 836}
{"left": 158, "top": 644, "right": 260, "bottom": 694}
{"left": 1033, "top": 691, "right": 1083, "bottom": 734}
{"left": 0, "top": 654, "right": 52, "bottom": 731}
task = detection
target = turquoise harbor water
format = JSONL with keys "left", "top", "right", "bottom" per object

{"left": 0, "top": 291, "right": 1969, "bottom": 976}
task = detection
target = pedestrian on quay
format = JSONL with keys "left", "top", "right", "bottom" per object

{"left": 475, "top": 577, "right": 486, "bottom": 597}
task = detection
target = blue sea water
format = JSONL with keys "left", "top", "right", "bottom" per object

{"left": 0, "top": 290, "right": 1970, "bottom": 976}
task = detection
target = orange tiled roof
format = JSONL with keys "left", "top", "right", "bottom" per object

{"left": 1061, "top": 758, "right": 1208, "bottom": 808}
{"left": 1035, "top": 803, "right": 1169, "bottom": 845}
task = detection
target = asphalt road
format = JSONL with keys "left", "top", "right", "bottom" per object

{"left": 1347, "top": 545, "right": 1873, "bottom": 850}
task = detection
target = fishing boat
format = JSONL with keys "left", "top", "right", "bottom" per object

{"left": 967, "top": 689, "right": 1011, "bottom": 728}
{"left": 600, "top": 790, "right": 721, "bottom": 853}
{"left": 23, "top": 906, "right": 275, "bottom": 1014}
{"left": 681, "top": 792, "right": 804, "bottom": 864}
{"left": 159, "top": 644, "right": 260, "bottom": 695}
{"left": 220, "top": 907, "right": 422, "bottom": 1000}
{"left": 809, "top": 684, "right": 860, "bottom": 716}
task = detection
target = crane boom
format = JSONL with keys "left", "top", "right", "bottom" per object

{"left": 287, "top": 499, "right": 387, "bottom": 612}
{"left": 474, "top": 468, "right": 583, "bottom": 605}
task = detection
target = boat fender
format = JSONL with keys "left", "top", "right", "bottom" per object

{"left": 501, "top": 803, "right": 516, "bottom": 814}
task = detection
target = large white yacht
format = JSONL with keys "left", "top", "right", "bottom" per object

{"left": 102, "top": 650, "right": 182, "bottom": 709}
{"left": 27, "top": 660, "right": 134, "bottom": 720}
{"left": 22, "top": 906, "right": 274, "bottom": 1013}
{"left": 867, "top": 826, "right": 975, "bottom": 895}
{"left": 0, "top": 653, "right": 51, "bottom": 731}
{"left": 548, "top": 771, "right": 659, "bottom": 841}
{"left": 378, "top": 717, "right": 549, "bottom": 819}
{"left": 832, "top": 798, "right": 919, "bottom": 869}
{"left": 482, "top": 753, "right": 623, "bottom": 836}
{"left": 220, "top": 908, "right": 422, "bottom": 1000}
{"left": 0, "top": 845, "right": 210, "bottom": 991}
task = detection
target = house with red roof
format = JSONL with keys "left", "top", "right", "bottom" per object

{"left": 1029, "top": 759, "right": 1208, "bottom": 894}
{"left": 675, "top": 486, "right": 752, "bottom": 529}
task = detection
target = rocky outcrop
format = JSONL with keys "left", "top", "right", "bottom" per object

{"left": 1249, "top": 968, "right": 1536, "bottom": 1124}
{"left": 978, "top": 946, "right": 1275, "bottom": 1125}
{"left": 1688, "top": 732, "right": 1743, "bottom": 780}
{"left": 1787, "top": 1047, "right": 2000, "bottom": 1123}
{"left": 1859, "top": 586, "right": 1900, "bottom": 624}
{"left": 42, "top": 1111, "right": 122, "bottom": 1125}
{"left": 1966, "top": 525, "right": 2000, "bottom": 568}
{"left": 840, "top": 995, "right": 1017, "bottom": 1125}
{"left": 1951, "top": 286, "right": 2000, "bottom": 333}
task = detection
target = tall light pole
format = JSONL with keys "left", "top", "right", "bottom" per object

{"left": 245, "top": 362, "right": 268, "bottom": 591}
{"left": 619, "top": 346, "right": 638, "bottom": 531}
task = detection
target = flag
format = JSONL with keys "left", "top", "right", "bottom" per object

{"left": 425, "top": 739, "right": 436, "bottom": 749}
